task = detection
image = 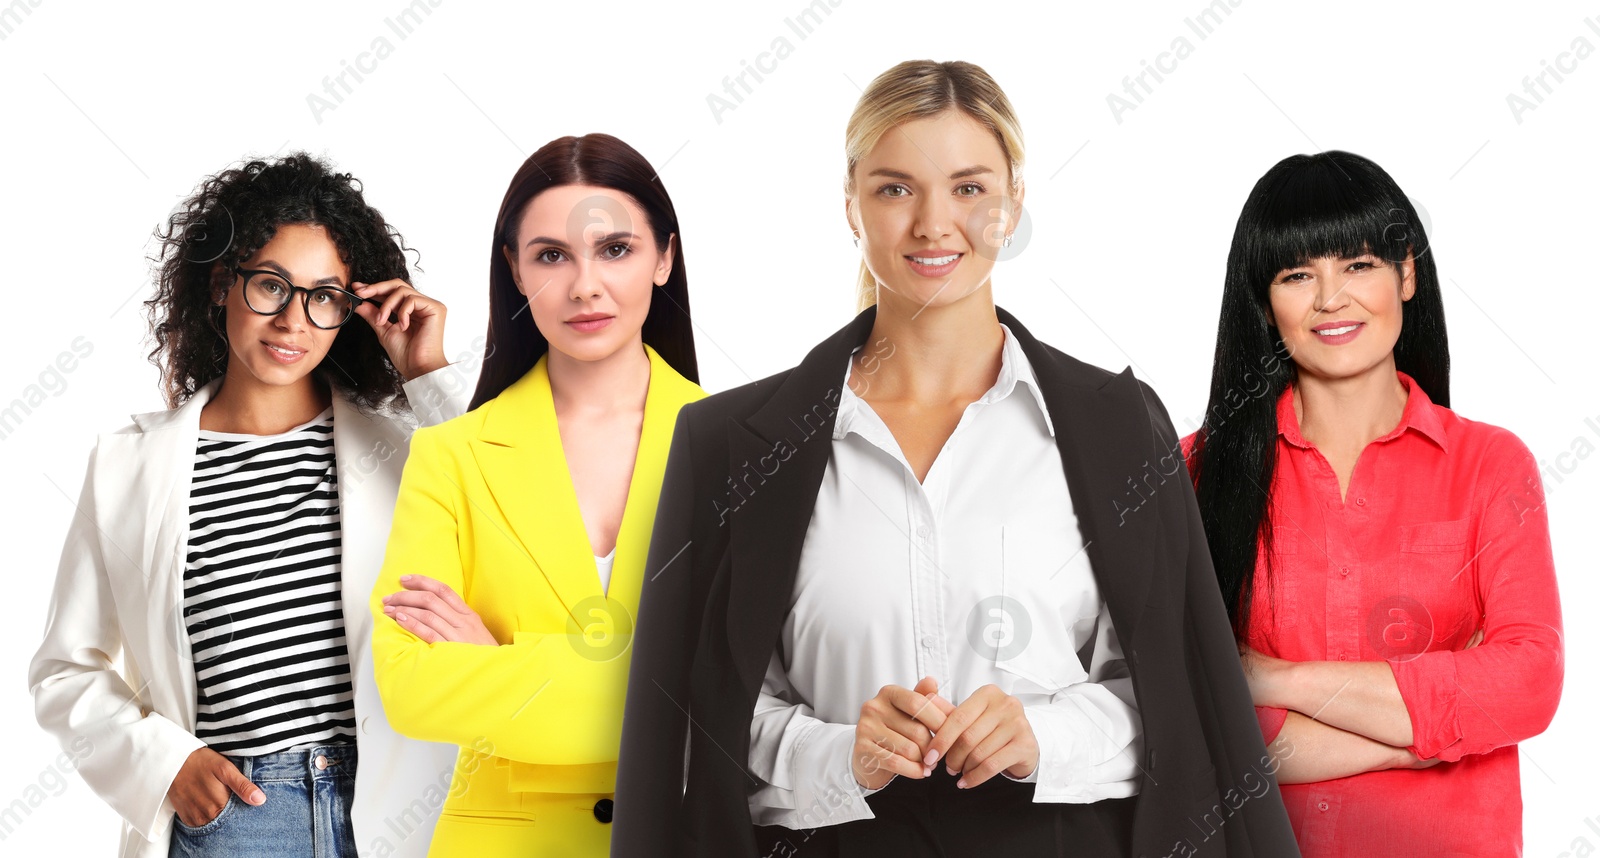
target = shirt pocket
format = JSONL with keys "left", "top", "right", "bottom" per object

{"left": 1376, "top": 518, "right": 1477, "bottom": 658}
{"left": 983, "top": 524, "right": 1097, "bottom": 694}
{"left": 1398, "top": 519, "right": 1471, "bottom": 554}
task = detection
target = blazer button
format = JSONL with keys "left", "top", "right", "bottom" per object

{"left": 593, "top": 798, "right": 614, "bottom": 823}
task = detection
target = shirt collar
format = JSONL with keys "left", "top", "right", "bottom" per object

{"left": 835, "top": 322, "right": 1055, "bottom": 441}
{"left": 1276, "top": 371, "right": 1448, "bottom": 452}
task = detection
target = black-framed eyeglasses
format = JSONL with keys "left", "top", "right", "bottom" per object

{"left": 233, "top": 267, "right": 367, "bottom": 330}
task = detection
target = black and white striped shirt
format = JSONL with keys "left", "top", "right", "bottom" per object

{"left": 182, "top": 407, "right": 356, "bottom": 756}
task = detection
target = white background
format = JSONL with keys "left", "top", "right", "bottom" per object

{"left": 2, "top": 0, "right": 1595, "bottom": 854}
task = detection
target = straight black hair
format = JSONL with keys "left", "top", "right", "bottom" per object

{"left": 1189, "top": 150, "right": 1450, "bottom": 631}
{"left": 469, "top": 134, "right": 699, "bottom": 410}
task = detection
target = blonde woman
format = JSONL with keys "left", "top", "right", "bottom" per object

{"left": 612, "top": 60, "right": 1300, "bottom": 857}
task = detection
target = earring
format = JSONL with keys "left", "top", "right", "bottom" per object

{"left": 852, "top": 230, "right": 860, "bottom": 248}
{"left": 1003, "top": 234, "right": 1013, "bottom": 248}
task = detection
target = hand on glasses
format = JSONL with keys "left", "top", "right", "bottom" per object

{"left": 350, "top": 278, "right": 449, "bottom": 382}
{"left": 234, "top": 266, "right": 448, "bottom": 382}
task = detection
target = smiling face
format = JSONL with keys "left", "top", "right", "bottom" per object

{"left": 847, "top": 109, "right": 1022, "bottom": 313}
{"left": 1267, "top": 251, "right": 1415, "bottom": 383}
{"left": 503, "top": 184, "right": 673, "bottom": 364}
{"left": 218, "top": 222, "right": 347, "bottom": 389}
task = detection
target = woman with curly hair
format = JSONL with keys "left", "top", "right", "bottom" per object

{"left": 29, "top": 152, "right": 469, "bottom": 858}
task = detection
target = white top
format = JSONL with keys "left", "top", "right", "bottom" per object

{"left": 186, "top": 407, "right": 354, "bottom": 756}
{"left": 595, "top": 547, "right": 617, "bottom": 596}
{"left": 747, "top": 323, "right": 1143, "bottom": 829}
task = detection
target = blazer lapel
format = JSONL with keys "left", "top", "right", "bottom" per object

{"left": 998, "top": 307, "right": 1156, "bottom": 648}
{"left": 471, "top": 355, "right": 600, "bottom": 620}
{"left": 93, "top": 379, "right": 218, "bottom": 732}
{"left": 721, "top": 305, "right": 1160, "bottom": 704}
{"left": 725, "top": 307, "right": 879, "bottom": 703}
{"left": 331, "top": 394, "right": 407, "bottom": 656}
{"left": 604, "top": 346, "right": 701, "bottom": 622}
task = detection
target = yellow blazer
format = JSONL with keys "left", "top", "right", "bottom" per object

{"left": 370, "top": 344, "right": 704, "bottom": 854}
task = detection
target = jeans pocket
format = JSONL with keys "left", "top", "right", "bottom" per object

{"left": 174, "top": 794, "right": 236, "bottom": 837}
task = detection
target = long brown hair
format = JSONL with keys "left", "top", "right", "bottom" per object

{"left": 469, "top": 134, "right": 699, "bottom": 410}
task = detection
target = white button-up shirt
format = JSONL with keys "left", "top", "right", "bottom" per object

{"left": 747, "top": 324, "right": 1143, "bottom": 829}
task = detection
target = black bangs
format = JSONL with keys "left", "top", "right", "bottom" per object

{"left": 1240, "top": 152, "right": 1426, "bottom": 289}
{"left": 1195, "top": 148, "right": 1451, "bottom": 633}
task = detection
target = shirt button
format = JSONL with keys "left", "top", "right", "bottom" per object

{"left": 314, "top": 754, "right": 328, "bottom": 770}
{"left": 916, "top": 525, "right": 930, "bottom": 540}
{"left": 1317, "top": 800, "right": 1330, "bottom": 812}
{"left": 1356, "top": 497, "right": 1366, "bottom": 506}
{"left": 921, "top": 634, "right": 938, "bottom": 649}
{"left": 593, "top": 798, "right": 613, "bottom": 823}
{"left": 1340, "top": 566, "right": 1350, "bottom": 577}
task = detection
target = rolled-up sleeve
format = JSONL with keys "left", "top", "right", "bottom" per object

{"left": 1386, "top": 434, "right": 1563, "bottom": 761}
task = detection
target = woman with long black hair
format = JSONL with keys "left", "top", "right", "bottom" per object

{"left": 29, "top": 153, "right": 468, "bottom": 858}
{"left": 1186, "top": 150, "right": 1562, "bottom": 856}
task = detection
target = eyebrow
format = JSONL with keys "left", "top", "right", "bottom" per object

{"left": 254, "top": 260, "right": 346, "bottom": 288}
{"left": 866, "top": 165, "right": 996, "bottom": 181}
{"left": 524, "top": 231, "right": 640, "bottom": 250}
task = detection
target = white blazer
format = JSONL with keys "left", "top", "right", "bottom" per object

{"left": 28, "top": 368, "right": 469, "bottom": 858}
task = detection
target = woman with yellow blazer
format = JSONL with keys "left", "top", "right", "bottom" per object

{"left": 368, "top": 133, "right": 704, "bottom": 856}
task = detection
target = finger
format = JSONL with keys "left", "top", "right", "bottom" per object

{"left": 865, "top": 723, "right": 927, "bottom": 767}
{"left": 957, "top": 740, "right": 1033, "bottom": 789}
{"left": 385, "top": 605, "right": 455, "bottom": 642}
{"left": 352, "top": 278, "right": 410, "bottom": 300}
{"left": 886, "top": 686, "right": 947, "bottom": 734}
{"left": 398, "top": 296, "right": 417, "bottom": 332}
{"left": 399, "top": 575, "right": 471, "bottom": 613}
{"left": 352, "top": 299, "right": 380, "bottom": 327}
{"left": 855, "top": 733, "right": 927, "bottom": 781}
{"left": 382, "top": 590, "right": 458, "bottom": 624}
{"left": 925, "top": 694, "right": 991, "bottom": 763}
{"left": 945, "top": 708, "right": 1006, "bottom": 773}
{"left": 216, "top": 760, "right": 265, "bottom": 806}
{"left": 376, "top": 287, "right": 411, "bottom": 326}
{"left": 875, "top": 709, "right": 935, "bottom": 756}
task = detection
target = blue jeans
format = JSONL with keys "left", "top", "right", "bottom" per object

{"left": 170, "top": 743, "right": 357, "bottom": 858}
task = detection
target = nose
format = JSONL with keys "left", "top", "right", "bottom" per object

{"left": 569, "top": 257, "right": 604, "bottom": 302}
{"left": 276, "top": 291, "right": 311, "bottom": 330}
{"left": 913, "top": 192, "right": 954, "bottom": 241}
{"left": 1313, "top": 270, "right": 1351, "bottom": 315}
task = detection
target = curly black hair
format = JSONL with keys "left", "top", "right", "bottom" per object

{"left": 146, "top": 152, "right": 417, "bottom": 410}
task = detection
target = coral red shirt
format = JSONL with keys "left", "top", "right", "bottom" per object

{"left": 1185, "top": 372, "right": 1562, "bottom": 858}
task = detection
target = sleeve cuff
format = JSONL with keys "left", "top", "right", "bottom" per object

{"left": 751, "top": 721, "right": 879, "bottom": 829}
{"left": 1022, "top": 699, "right": 1141, "bottom": 802}
{"left": 400, "top": 363, "right": 470, "bottom": 427}
{"left": 130, "top": 722, "right": 207, "bottom": 840}
{"left": 1387, "top": 653, "right": 1465, "bottom": 761}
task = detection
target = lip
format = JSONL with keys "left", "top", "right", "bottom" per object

{"left": 1310, "top": 320, "right": 1365, "bottom": 345}
{"left": 565, "top": 314, "right": 614, "bottom": 333}
{"left": 262, "top": 341, "right": 308, "bottom": 364}
{"left": 904, "top": 249, "right": 963, "bottom": 278}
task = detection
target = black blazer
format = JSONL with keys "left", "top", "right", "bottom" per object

{"left": 612, "top": 305, "right": 1301, "bottom": 857}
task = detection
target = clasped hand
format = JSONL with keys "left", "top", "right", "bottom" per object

{"left": 852, "top": 676, "right": 1038, "bottom": 792}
